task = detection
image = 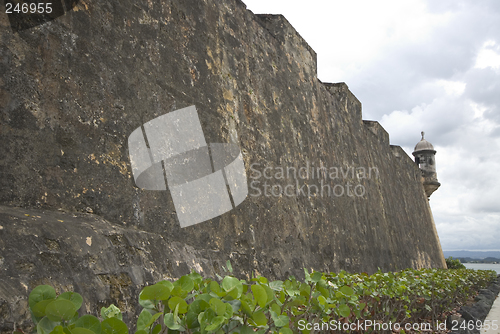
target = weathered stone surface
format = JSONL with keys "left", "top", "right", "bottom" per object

{"left": 450, "top": 275, "right": 500, "bottom": 334}
{"left": 0, "top": 0, "right": 446, "bottom": 330}
{"left": 0, "top": 205, "right": 220, "bottom": 330}
{"left": 475, "top": 289, "right": 496, "bottom": 303}
{"left": 488, "top": 283, "right": 500, "bottom": 295}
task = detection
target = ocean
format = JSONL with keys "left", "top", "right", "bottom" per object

{"left": 463, "top": 263, "right": 500, "bottom": 274}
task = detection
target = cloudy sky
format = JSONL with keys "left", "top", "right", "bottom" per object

{"left": 243, "top": 0, "right": 500, "bottom": 251}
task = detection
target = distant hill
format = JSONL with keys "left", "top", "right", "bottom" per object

{"left": 444, "top": 251, "right": 500, "bottom": 259}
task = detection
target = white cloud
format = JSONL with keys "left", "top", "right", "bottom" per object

{"left": 475, "top": 41, "right": 500, "bottom": 70}
{"left": 437, "top": 80, "right": 466, "bottom": 96}
{"left": 436, "top": 213, "right": 500, "bottom": 251}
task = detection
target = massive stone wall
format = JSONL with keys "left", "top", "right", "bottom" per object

{"left": 0, "top": 0, "right": 446, "bottom": 329}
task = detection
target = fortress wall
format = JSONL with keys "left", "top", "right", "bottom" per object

{"left": 0, "top": 0, "right": 445, "bottom": 329}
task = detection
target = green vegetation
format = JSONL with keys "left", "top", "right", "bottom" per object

{"left": 26, "top": 262, "right": 496, "bottom": 334}
{"left": 457, "top": 257, "right": 500, "bottom": 264}
{"left": 446, "top": 256, "right": 466, "bottom": 269}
